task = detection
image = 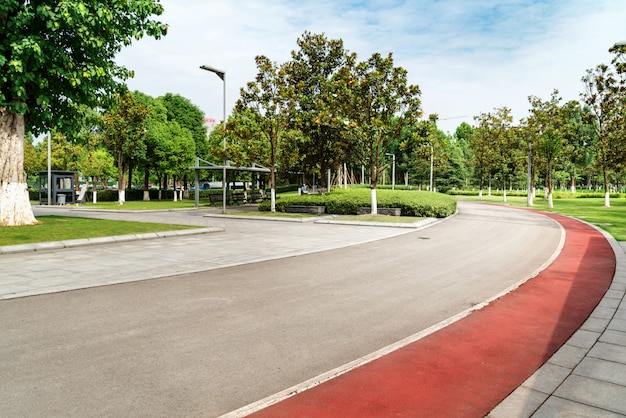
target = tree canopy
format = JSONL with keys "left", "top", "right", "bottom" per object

{"left": 1, "top": 0, "right": 167, "bottom": 225}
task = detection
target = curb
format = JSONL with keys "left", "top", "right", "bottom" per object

{"left": 0, "top": 227, "right": 222, "bottom": 255}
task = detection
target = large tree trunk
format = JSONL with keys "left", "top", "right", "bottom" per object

{"left": 0, "top": 109, "right": 37, "bottom": 226}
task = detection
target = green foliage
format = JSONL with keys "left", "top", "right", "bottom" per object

{"left": 336, "top": 52, "right": 422, "bottom": 190}
{"left": 102, "top": 91, "right": 149, "bottom": 200}
{"left": 285, "top": 32, "right": 352, "bottom": 182}
{"left": 581, "top": 63, "right": 626, "bottom": 196}
{"left": 259, "top": 188, "right": 456, "bottom": 218}
{"left": 161, "top": 93, "right": 208, "bottom": 159}
{"left": 1, "top": 0, "right": 167, "bottom": 134}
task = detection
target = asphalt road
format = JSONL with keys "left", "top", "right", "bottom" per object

{"left": 0, "top": 202, "right": 562, "bottom": 417}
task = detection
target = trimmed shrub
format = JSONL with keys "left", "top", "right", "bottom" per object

{"left": 258, "top": 188, "right": 457, "bottom": 218}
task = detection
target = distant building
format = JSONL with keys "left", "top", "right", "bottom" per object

{"left": 204, "top": 116, "right": 218, "bottom": 136}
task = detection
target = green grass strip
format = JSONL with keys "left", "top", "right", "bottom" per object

{"left": 0, "top": 216, "right": 197, "bottom": 246}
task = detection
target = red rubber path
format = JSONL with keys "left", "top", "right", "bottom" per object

{"left": 250, "top": 211, "right": 616, "bottom": 417}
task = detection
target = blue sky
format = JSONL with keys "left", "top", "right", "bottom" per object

{"left": 116, "top": 0, "right": 626, "bottom": 133}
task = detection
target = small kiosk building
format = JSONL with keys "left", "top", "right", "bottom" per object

{"left": 38, "top": 170, "right": 76, "bottom": 205}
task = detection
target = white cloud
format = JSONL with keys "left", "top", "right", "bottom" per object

{"left": 115, "top": 0, "right": 626, "bottom": 134}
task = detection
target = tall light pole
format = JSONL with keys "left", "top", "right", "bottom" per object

{"left": 385, "top": 153, "right": 395, "bottom": 190}
{"left": 200, "top": 64, "right": 227, "bottom": 213}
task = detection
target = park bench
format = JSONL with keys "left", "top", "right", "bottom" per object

{"left": 232, "top": 192, "right": 245, "bottom": 205}
{"left": 208, "top": 193, "right": 224, "bottom": 205}
{"left": 246, "top": 191, "right": 264, "bottom": 203}
{"left": 357, "top": 207, "right": 401, "bottom": 216}
{"left": 285, "top": 205, "right": 326, "bottom": 214}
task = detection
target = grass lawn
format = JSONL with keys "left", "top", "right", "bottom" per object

{"left": 76, "top": 200, "right": 210, "bottom": 210}
{"left": 0, "top": 216, "right": 198, "bottom": 246}
{"left": 457, "top": 195, "right": 626, "bottom": 241}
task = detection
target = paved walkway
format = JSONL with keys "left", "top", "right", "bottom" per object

{"left": 234, "top": 210, "right": 626, "bottom": 417}
{"left": 491, "top": 230, "right": 626, "bottom": 417}
{"left": 1, "top": 203, "right": 624, "bottom": 417}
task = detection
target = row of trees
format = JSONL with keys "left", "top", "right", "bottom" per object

{"left": 2, "top": 0, "right": 624, "bottom": 226}
{"left": 24, "top": 91, "right": 205, "bottom": 204}
{"left": 25, "top": 92, "right": 206, "bottom": 204}
{"left": 209, "top": 32, "right": 422, "bottom": 212}
{"left": 209, "top": 34, "right": 626, "bottom": 209}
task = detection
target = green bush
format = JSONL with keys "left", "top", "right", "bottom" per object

{"left": 258, "top": 188, "right": 457, "bottom": 218}
{"left": 30, "top": 188, "right": 179, "bottom": 203}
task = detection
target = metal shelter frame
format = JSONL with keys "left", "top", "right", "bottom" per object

{"left": 190, "top": 157, "right": 271, "bottom": 209}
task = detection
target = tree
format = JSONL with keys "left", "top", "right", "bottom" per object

{"left": 134, "top": 92, "right": 169, "bottom": 200}
{"left": 526, "top": 90, "right": 570, "bottom": 208}
{"left": 79, "top": 148, "right": 116, "bottom": 191}
{"left": 561, "top": 101, "right": 596, "bottom": 193}
{"left": 471, "top": 111, "right": 504, "bottom": 200}
{"left": 581, "top": 64, "right": 625, "bottom": 207}
{"left": 102, "top": 91, "right": 149, "bottom": 204}
{"left": 337, "top": 52, "right": 421, "bottom": 214}
{"left": 285, "top": 32, "right": 351, "bottom": 186}
{"left": 161, "top": 93, "right": 208, "bottom": 160}
{"left": 236, "top": 56, "right": 292, "bottom": 212}
{"left": 0, "top": 0, "right": 166, "bottom": 225}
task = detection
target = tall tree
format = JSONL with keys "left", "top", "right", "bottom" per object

{"left": 527, "top": 90, "right": 570, "bottom": 208}
{"left": 471, "top": 110, "right": 509, "bottom": 200}
{"left": 581, "top": 64, "right": 625, "bottom": 207}
{"left": 0, "top": 0, "right": 166, "bottom": 225}
{"left": 102, "top": 91, "right": 149, "bottom": 205}
{"left": 161, "top": 93, "right": 208, "bottom": 160}
{"left": 561, "top": 101, "right": 596, "bottom": 194}
{"left": 337, "top": 52, "right": 421, "bottom": 213}
{"left": 236, "top": 56, "right": 292, "bottom": 212}
{"left": 134, "top": 91, "right": 169, "bottom": 200}
{"left": 285, "top": 32, "right": 351, "bottom": 185}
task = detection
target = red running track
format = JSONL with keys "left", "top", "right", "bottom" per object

{"left": 250, "top": 211, "right": 616, "bottom": 417}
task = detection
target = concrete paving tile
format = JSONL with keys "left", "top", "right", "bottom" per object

{"left": 533, "top": 395, "right": 623, "bottom": 417}
{"left": 566, "top": 329, "right": 601, "bottom": 350}
{"left": 521, "top": 363, "right": 572, "bottom": 394}
{"left": 553, "top": 375, "right": 626, "bottom": 415}
{"left": 487, "top": 386, "right": 547, "bottom": 418}
{"left": 609, "top": 281, "right": 626, "bottom": 292}
{"left": 598, "top": 297, "right": 622, "bottom": 309}
{"left": 609, "top": 318, "right": 626, "bottom": 332}
{"left": 574, "top": 357, "right": 626, "bottom": 386}
{"left": 547, "top": 344, "right": 588, "bottom": 369}
{"left": 604, "top": 289, "right": 625, "bottom": 300}
{"left": 588, "top": 342, "right": 626, "bottom": 363}
{"left": 591, "top": 306, "right": 618, "bottom": 320}
{"left": 599, "top": 329, "right": 626, "bottom": 346}
{"left": 581, "top": 316, "right": 611, "bottom": 333}
{"left": 615, "top": 309, "right": 626, "bottom": 320}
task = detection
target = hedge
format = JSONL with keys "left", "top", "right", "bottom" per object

{"left": 258, "top": 188, "right": 457, "bottom": 218}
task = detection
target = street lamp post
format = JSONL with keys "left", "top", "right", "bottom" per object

{"left": 385, "top": 153, "right": 395, "bottom": 190}
{"left": 200, "top": 65, "right": 227, "bottom": 214}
